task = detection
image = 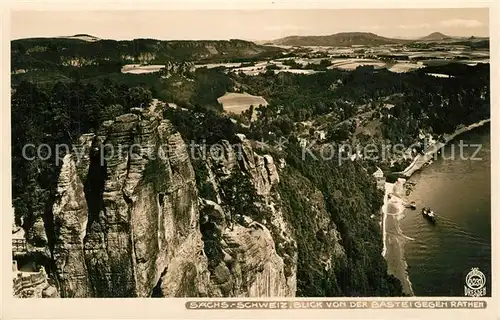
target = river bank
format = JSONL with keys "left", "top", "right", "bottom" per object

{"left": 382, "top": 179, "right": 415, "bottom": 296}
{"left": 399, "top": 127, "right": 491, "bottom": 296}
{"left": 381, "top": 118, "right": 490, "bottom": 296}
{"left": 399, "top": 119, "right": 490, "bottom": 177}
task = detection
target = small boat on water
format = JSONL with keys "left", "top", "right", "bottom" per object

{"left": 422, "top": 207, "right": 437, "bottom": 223}
{"left": 405, "top": 201, "right": 417, "bottom": 210}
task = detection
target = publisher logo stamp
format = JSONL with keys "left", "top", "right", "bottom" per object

{"left": 464, "top": 267, "right": 486, "bottom": 297}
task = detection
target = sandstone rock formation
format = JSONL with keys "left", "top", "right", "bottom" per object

{"left": 161, "top": 61, "right": 195, "bottom": 78}
{"left": 12, "top": 265, "right": 59, "bottom": 298}
{"left": 195, "top": 133, "right": 297, "bottom": 297}
{"left": 46, "top": 100, "right": 297, "bottom": 298}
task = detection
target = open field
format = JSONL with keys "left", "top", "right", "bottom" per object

{"left": 388, "top": 63, "right": 423, "bottom": 73}
{"left": 217, "top": 92, "right": 268, "bottom": 117}
{"left": 328, "top": 58, "right": 387, "bottom": 70}
{"left": 121, "top": 64, "right": 165, "bottom": 74}
{"left": 194, "top": 62, "right": 242, "bottom": 69}
{"left": 275, "top": 69, "right": 321, "bottom": 74}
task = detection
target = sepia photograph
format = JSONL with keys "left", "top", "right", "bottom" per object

{"left": 4, "top": 3, "right": 495, "bottom": 314}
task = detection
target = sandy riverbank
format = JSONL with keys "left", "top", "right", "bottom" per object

{"left": 381, "top": 179, "right": 415, "bottom": 296}
{"left": 381, "top": 118, "right": 490, "bottom": 296}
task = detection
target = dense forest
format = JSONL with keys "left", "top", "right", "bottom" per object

{"left": 278, "top": 143, "right": 403, "bottom": 296}
{"left": 232, "top": 64, "right": 489, "bottom": 145}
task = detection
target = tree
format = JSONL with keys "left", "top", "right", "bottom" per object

{"left": 100, "top": 104, "right": 125, "bottom": 122}
{"left": 127, "top": 86, "right": 152, "bottom": 109}
{"left": 221, "top": 169, "right": 265, "bottom": 224}
{"left": 327, "top": 123, "right": 351, "bottom": 142}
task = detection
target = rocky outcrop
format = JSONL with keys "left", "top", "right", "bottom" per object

{"left": 222, "top": 222, "right": 292, "bottom": 297}
{"left": 50, "top": 103, "right": 210, "bottom": 297}
{"left": 52, "top": 154, "right": 92, "bottom": 297}
{"left": 197, "top": 134, "right": 297, "bottom": 297}
{"left": 12, "top": 265, "right": 59, "bottom": 298}
{"left": 48, "top": 101, "right": 296, "bottom": 298}
{"left": 234, "top": 134, "right": 280, "bottom": 196}
{"left": 28, "top": 216, "right": 48, "bottom": 245}
{"left": 161, "top": 61, "right": 195, "bottom": 78}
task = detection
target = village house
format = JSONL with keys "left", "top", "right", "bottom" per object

{"left": 314, "top": 130, "right": 327, "bottom": 141}
{"left": 372, "top": 167, "right": 386, "bottom": 190}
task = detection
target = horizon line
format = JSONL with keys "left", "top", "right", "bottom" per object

{"left": 11, "top": 30, "right": 490, "bottom": 42}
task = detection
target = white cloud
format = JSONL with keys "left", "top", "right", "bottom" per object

{"left": 440, "top": 19, "right": 483, "bottom": 28}
{"left": 398, "top": 23, "right": 431, "bottom": 29}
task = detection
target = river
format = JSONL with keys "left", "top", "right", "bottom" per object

{"left": 385, "top": 125, "right": 491, "bottom": 296}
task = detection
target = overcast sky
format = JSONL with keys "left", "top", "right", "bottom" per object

{"left": 11, "top": 8, "right": 489, "bottom": 40}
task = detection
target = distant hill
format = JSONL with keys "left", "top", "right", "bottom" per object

{"left": 419, "top": 32, "right": 451, "bottom": 41}
{"left": 11, "top": 37, "right": 282, "bottom": 72}
{"left": 57, "top": 34, "right": 101, "bottom": 42}
{"left": 269, "top": 32, "right": 411, "bottom": 46}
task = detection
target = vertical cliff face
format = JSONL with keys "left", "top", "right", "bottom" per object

{"left": 49, "top": 101, "right": 297, "bottom": 297}
{"left": 195, "top": 134, "right": 297, "bottom": 297}
{"left": 52, "top": 153, "right": 92, "bottom": 297}
{"left": 51, "top": 104, "right": 210, "bottom": 297}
